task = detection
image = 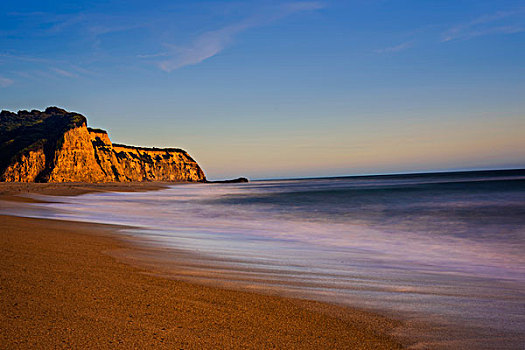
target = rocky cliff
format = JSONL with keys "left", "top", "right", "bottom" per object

{"left": 0, "top": 107, "right": 206, "bottom": 183}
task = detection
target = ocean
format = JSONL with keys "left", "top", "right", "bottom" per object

{"left": 5, "top": 169, "right": 525, "bottom": 349}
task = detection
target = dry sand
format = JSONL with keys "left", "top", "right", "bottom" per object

{"left": 0, "top": 183, "right": 407, "bottom": 349}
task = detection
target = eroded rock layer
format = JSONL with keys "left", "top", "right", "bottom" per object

{"left": 0, "top": 107, "right": 206, "bottom": 183}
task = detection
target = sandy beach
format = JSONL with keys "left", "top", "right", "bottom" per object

{"left": 0, "top": 183, "right": 406, "bottom": 349}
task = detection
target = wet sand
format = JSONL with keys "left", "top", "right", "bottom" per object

{"left": 0, "top": 181, "right": 171, "bottom": 197}
{"left": 0, "top": 183, "right": 407, "bottom": 349}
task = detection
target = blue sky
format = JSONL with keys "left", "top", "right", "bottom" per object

{"left": 1, "top": 0, "right": 524, "bottom": 179}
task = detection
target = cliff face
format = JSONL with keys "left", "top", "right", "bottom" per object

{"left": 48, "top": 125, "right": 108, "bottom": 182}
{"left": 0, "top": 107, "right": 206, "bottom": 183}
{"left": 89, "top": 129, "right": 205, "bottom": 182}
{"left": 2, "top": 148, "right": 46, "bottom": 182}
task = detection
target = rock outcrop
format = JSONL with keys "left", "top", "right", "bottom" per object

{"left": 0, "top": 107, "right": 206, "bottom": 183}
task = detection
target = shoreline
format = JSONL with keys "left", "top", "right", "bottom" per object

{"left": 0, "top": 181, "right": 173, "bottom": 197}
{"left": 0, "top": 183, "right": 408, "bottom": 349}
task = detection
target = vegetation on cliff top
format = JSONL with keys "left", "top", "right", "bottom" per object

{"left": 87, "top": 127, "right": 107, "bottom": 134}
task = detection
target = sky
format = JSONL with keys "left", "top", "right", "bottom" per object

{"left": 1, "top": 0, "right": 524, "bottom": 180}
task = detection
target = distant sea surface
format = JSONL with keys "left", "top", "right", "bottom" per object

{"left": 5, "top": 169, "right": 525, "bottom": 349}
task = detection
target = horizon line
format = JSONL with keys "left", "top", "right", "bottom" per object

{"left": 245, "top": 166, "right": 525, "bottom": 182}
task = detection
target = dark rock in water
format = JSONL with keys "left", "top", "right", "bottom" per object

{"left": 208, "top": 177, "right": 249, "bottom": 184}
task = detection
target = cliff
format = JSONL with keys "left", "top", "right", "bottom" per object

{"left": 0, "top": 107, "right": 206, "bottom": 183}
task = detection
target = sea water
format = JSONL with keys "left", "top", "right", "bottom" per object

{"left": 4, "top": 169, "right": 525, "bottom": 348}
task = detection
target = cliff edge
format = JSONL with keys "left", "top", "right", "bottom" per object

{"left": 0, "top": 107, "right": 206, "bottom": 183}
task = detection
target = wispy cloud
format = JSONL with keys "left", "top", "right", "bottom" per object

{"left": 0, "top": 53, "right": 97, "bottom": 81}
{"left": 157, "top": 24, "right": 247, "bottom": 72}
{"left": 50, "top": 67, "right": 79, "bottom": 78}
{"left": 7, "top": 11, "right": 144, "bottom": 50}
{"left": 442, "top": 9, "right": 525, "bottom": 42}
{"left": 4, "top": 3, "right": 323, "bottom": 75}
{"left": 0, "top": 53, "right": 51, "bottom": 63}
{"left": 375, "top": 41, "right": 413, "bottom": 54}
{"left": 153, "top": 1, "right": 324, "bottom": 72}
{"left": 0, "top": 76, "right": 14, "bottom": 87}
